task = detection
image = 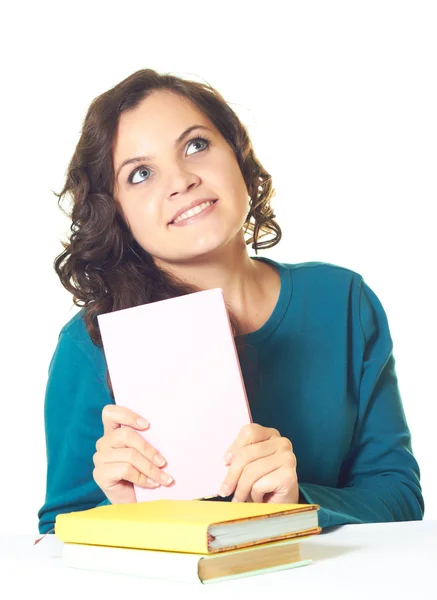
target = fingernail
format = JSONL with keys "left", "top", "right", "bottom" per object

{"left": 161, "top": 473, "right": 174, "bottom": 485}
{"left": 224, "top": 452, "right": 233, "bottom": 464}
{"left": 137, "top": 417, "right": 149, "bottom": 428}
{"left": 153, "top": 453, "right": 166, "bottom": 467}
{"left": 220, "top": 484, "right": 230, "bottom": 497}
{"left": 146, "top": 478, "right": 160, "bottom": 488}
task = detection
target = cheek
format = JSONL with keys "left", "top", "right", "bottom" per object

{"left": 121, "top": 197, "right": 160, "bottom": 241}
{"left": 229, "top": 169, "right": 250, "bottom": 212}
{"left": 215, "top": 156, "right": 248, "bottom": 201}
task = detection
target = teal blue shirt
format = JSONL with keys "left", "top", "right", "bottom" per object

{"left": 38, "top": 259, "right": 424, "bottom": 533}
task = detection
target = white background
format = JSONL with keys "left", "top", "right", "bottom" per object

{"left": 1, "top": 1, "right": 435, "bottom": 534}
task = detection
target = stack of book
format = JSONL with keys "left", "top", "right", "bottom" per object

{"left": 55, "top": 499, "right": 321, "bottom": 584}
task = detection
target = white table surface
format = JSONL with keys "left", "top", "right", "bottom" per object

{"left": 1, "top": 521, "right": 435, "bottom": 599}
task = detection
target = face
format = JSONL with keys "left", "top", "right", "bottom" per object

{"left": 112, "top": 90, "right": 250, "bottom": 266}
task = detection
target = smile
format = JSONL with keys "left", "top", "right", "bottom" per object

{"left": 171, "top": 200, "right": 217, "bottom": 225}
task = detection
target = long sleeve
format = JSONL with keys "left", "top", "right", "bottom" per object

{"left": 298, "top": 279, "right": 424, "bottom": 529}
{"left": 38, "top": 326, "right": 114, "bottom": 534}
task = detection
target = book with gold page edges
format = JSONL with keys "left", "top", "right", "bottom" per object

{"left": 55, "top": 499, "right": 321, "bottom": 554}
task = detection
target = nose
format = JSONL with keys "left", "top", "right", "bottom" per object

{"left": 167, "top": 167, "right": 201, "bottom": 200}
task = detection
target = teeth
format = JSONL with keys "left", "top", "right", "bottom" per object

{"left": 173, "top": 201, "right": 214, "bottom": 224}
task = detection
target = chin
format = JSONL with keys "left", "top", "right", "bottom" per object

{"left": 157, "top": 242, "right": 228, "bottom": 266}
{"left": 153, "top": 225, "right": 246, "bottom": 266}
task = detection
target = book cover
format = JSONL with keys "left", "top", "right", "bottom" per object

{"left": 97, "top": 288, "right": 252, "bottom": 502}
{"left": 55, "top": 499, "right": 321, "bottom": 554}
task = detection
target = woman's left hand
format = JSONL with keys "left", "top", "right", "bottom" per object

{"left": 220, "top": 423, "right": 299, "bottom": 503}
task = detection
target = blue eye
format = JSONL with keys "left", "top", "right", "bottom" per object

{"left": 129, "top": 166, "right": 151, "bottom": 185}
{"left": 128, "top": 136, "right": 211, "bottom": 185}
{"left": 186, "top": 136, "right": 210, "bottom": 156}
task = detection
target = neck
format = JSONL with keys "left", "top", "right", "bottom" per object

{"left": 154, "top": 234, "right": 269, "bottom": 334}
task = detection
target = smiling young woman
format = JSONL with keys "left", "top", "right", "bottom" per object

{"left": 37, "top": 68, "right": 424, "bottom": 534}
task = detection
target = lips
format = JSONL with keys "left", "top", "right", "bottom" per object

{"left": 169, "top": 198, "right": 218, "bottom": 225}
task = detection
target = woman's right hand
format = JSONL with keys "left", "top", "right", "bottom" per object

{"left": 93, "top": 405, "right": 174, "bottom": 504}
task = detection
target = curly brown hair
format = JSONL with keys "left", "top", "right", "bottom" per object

{"left": 54, "top": 68, "right": 282, "bottom": 395}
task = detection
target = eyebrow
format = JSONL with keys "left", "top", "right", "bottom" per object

{"left": 115, "top": 124, "right": 213, "bottom": 181}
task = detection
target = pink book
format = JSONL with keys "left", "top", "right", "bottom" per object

{"left": 97, "top": 289, "right": 252, "bottom": 502}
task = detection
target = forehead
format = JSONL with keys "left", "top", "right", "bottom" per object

{"left": 114, "top": 91, "right": 214, "bottom": 149}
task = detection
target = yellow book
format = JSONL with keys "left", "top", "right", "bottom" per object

{"left": 55, "top": 499, "right": 320, "bottom": 554}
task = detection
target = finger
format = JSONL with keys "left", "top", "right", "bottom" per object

{"left": 97, "top": 426, "right": 167, "bottom": 470}
{"left": 93, "top": 462, "right": 158, "bottom": 491}
{"left": 224, "top": 424, "right": 280, "bottom": 465}
{"left": 102, "top": 404, "right": 149, "bottom": 436}
{"left": 232, "top": 454, "right": 283, "bottom": 503}
{"left": 94, "top": 447, "right": 173, "bottom": 486}
{"left": 220, "top": 438, "right": 278, "bottom": 497}
{"left": 250, "top": 465, "right": 299, "bottom": 504}
{"left": 249, "top": 467, "right": 284, "bottom": 503}
{"left": 97, "top": 428, "right": 169, "bottom": 476}
{"left": 221, "top": 436, "right": 292, "bottom": 496}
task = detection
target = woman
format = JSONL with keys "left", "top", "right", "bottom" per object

{"left": 38, "top": 68, "right": 424, "bottom": 534}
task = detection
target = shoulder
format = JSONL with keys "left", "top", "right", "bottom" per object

{"left": 56, "top": 308, "right": 106, "bottom": 367}
{"left": 274, "top": 259, "right": 391, "bottom": 344}
{"left": 274, "top": 259, "right": 364, "bottom": 293}
{"left": 59, "top": 308, "right": 90, "bottom": 345}
{"left": 283, "top": 259, "right": 362, "bottom": 278}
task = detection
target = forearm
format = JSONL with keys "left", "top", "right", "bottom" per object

{"left": 97, "top": 497, "right": 112, "bottom": 507}
{"left": 299, "top": 477, "right": 424, "bottom": 529}
{"left": 38, "top": 329, "right": 114, "bottom": 534}
{"left": 38, "top": 480, "right": 108, "bottom": 534}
